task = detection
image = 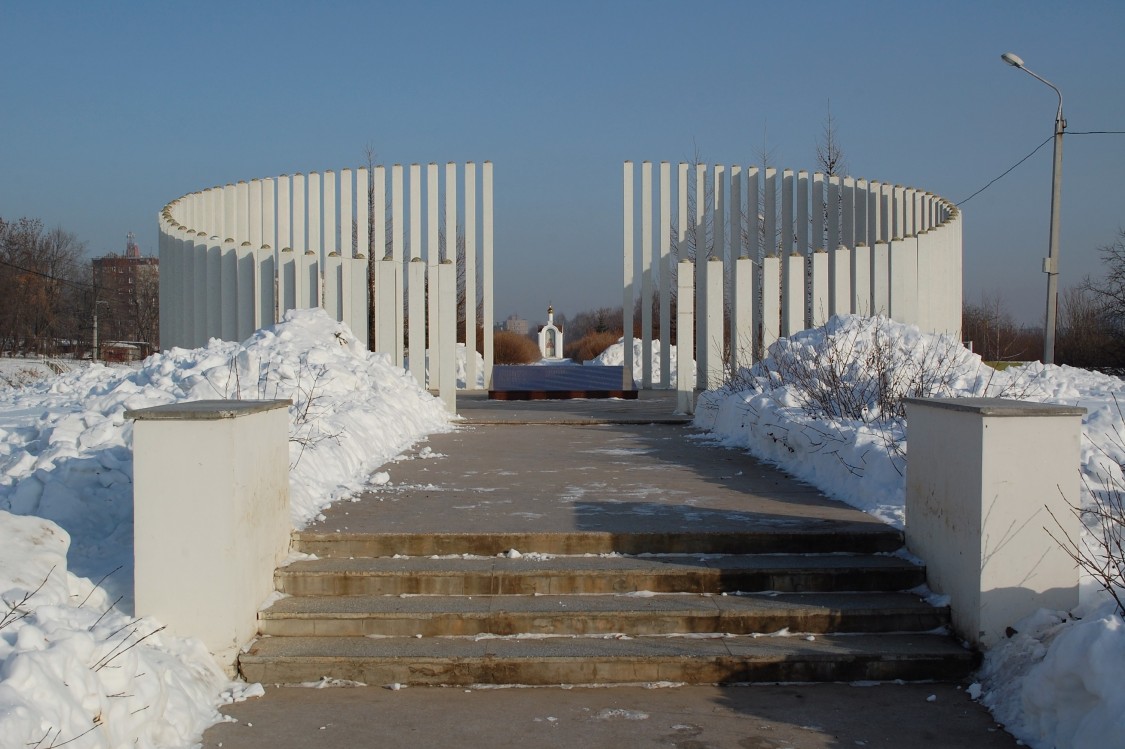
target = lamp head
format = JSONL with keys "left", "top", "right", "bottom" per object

{"left": 1001, "top": 52, "right": 1025, "bottom": 68}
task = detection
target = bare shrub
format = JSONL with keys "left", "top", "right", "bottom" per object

{"left": 493, "top": 331, "right": 541, "bottom": 365}
{"left": 565, "top": 331, "right": 621, "bottom": 363}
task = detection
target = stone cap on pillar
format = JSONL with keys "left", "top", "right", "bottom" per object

{"left": 904, "top": 397, "right": 1085, "bottom": 418}
{"left": 126, "top": 399, "right": 291, "bottom": 421}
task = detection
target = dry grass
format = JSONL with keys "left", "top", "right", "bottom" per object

{"left": 493, "top": 331, "right": 542, "bottom": 365}
{"left": 565, "top": 331, "right": 621, "bottom": 363}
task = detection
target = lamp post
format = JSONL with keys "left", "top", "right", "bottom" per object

{"left": 1002, "top": 52, "right": 1065, "bottom": 364}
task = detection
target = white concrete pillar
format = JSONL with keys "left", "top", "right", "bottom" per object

{"left": 206, "top": 237, "right": 222, "bottom": 342}
{"left": 763, "top": 167, "right": 777, "bottom": 256}
{"left": 810, "top": 249, "right": 829, "bottom": 327}
{"left": 372, "top": 166, "right": 385, "bottom": 259}
{"left": 196, "top": 236, "right": 211, "bottom": 346}
{"left": 703, "top": 257, "right": 724, "bottom": 390}
{"left": 796, "top": 170, "right": 809, "bottom": 259}
{"left": 211, "top": 187, "right": 224, "bottom": 241}
{"left": 693, "top": 163, "right": 706, "bottom": 388}
{"left": 761, "top": 255, "right": 780, "bottom": 352}
{"left": 676, "top": 259, "right": 694, "bottom": 414}
{"left": 158, "top": 222, "right": 173, "bottom": 349}
{"left": 482, "top": 162, "right": 494, "bottom": 386}
{"left": 842, "top": 177, "right": 855, "bottom": 250}
{"left": 325, "top": 253, "right": 344, "bottom": 321}
{"left": 235, "top": 181, "right": 248, "bottom": 244}
{"left": 249, "top": 180, "right": 263, "bottom": 249}
{"left": 292, "top": 174, "right": 306, "bottom": 254}
{"left": 732, "top": 255, "right": 755, "bottom": 370}
{"left": 893, "top": 185, "right": 906, "bottom": 241}
{"left": 831, "top": 245, "right": 851, "bottom": 318}
{"left": 903, "top": 188, "right": 916, "bottom": 237}
{"left": 783, "top": 252, "right": 804, "bottom": 337}
{"left": 236, "top": 241, "right": 255, "bottom": 340}
{"left": 854, "top": 179, "right": 868, "bottom": 250}
{"left": 437, "top": 259, "right": 456, "bottom": 412}
{"left": 308, "top": 172, "right": 323, "bottom": 265}
{"left": 624, "top": 161, "right": 635, "bottom": 391}
{"left": 464, "top": 163, "right": 477, "bottom": 388}
{"left": 277, "top": 175, "right": 291, "bottom": 255}
{"left": 867, "top": 180, "right": 881, "bottom": 246}
{"left": 746, "top": 167, "right": 759, "bottom": 260}
{"left": 904, "top": 398, "right": 1083, "bottom": 649}
{"left": 375, "top": 258, "right": 399, "bottom": 361}
{"left": 130, "top": 399, "right": 291, "bottom": 673}
{"left": 262, "top": 178, "right": 276, "bottom": 256}
{"left": 881, "top": 183, "right": 893, "bottom": 244}
{"left": 223, "top": 185, "right": 236, "bottom": 245}
{"left": 409, "top": 164, "right": 421, "bottom": 261}
{"left": 426, "top": 164, "right": 441, "bottom": 387}
{"left": 258, "top": 245, "right": 275, "bottom": 329}
{"left": 349, "top": 256, "right": 368, "bottom": 346}
{"left": 781, "top": 168, "right": 794, "bottom": 257}
{"left": 408, "top": 257, "right": 426, "bottom": 387}
{"left": 827, "top": 176, "right": 840, "bottom": 256}
{"left": 852, "top": 243, "right": 872, "bottom": 317}
{"left": 357, "top": 167, "right": 370, "bottom": 258}
{"left": 872, "top": 241, "right": 890, "bottom": 316}
{"left": 641, "top": 161, "right": 653, "bottom": 389}
{"left": 888, "top": 237, "right": 919, "bottom": 326}
{"left": 325, "top": 170, "right": 338, "bottom": 256}
{"left": 812, "top": 172, "right": 825, "bottom": 251}
{"left": 221, "top": 238, "right": 238, "bottom": 341}
{"left": 279, "top": 248, "right": 296, "bottom": 316}
{"left": 916, "top": 231, "right": 932, "bottom": 333}
{"left": 391, "top": 165, "right": 404, "bottom": 261}
{"left": 660, "top": 161, "right": 672, "bottom": 388}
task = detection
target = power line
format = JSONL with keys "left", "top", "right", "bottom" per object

{"left": 956, "top": 135, "right": 1053, "bottom": 207}
{"left": 0, "top": 257, "right": 94, "bottom": 292}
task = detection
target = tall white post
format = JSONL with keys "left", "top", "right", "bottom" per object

{"left": 340, "top": 169, "right": 353, "bottom": 256}
{"left": 703, "top": 257, "right": 724, "bottom": 390}
{"left": 872, "top": 241, "right": 891, "bottom": 316}
{"left": 889, "top": 236, "right": 919, "bottom": 326}
{"left": 763, "top": 167, "right": 777, "bottom": 257}
{"left": 659, "top": 161, "right": 672, "bottom": 389}
{"left": 676, "top": 259, "right": 695, "bottom": 414}
{"left": 262, "top": 178, "right": 276, "bottom": 260}
{"left": 781, "top": 168, "right": 794, "bottom": 257}
{"left": 761, "top": 255, "right": 780, "bottom": 353}
{"left": 437, "top": 259, "right": 456, "bottom": 412}
{"left": 842, "top": 177, "right": 855, "bottom": 252}
{"left": 853, "top": 243, "right": 872, "bottom": 317}
{"left": 641, "top": 161, "right": 653, "bottom": 389}
{"left": 324, "top": 253, "right": 343, "bottom": 321}
{"left": 357, "top": 167, "right": 370, "bottom": 258}
{"left": 854, "top": 180, "right": 868, "bottom": 252}
{"left": 623, "top": 161, "right": 635, "bottom": 391}
{"left": 236, "top": 242, "right": 255, "bottom": 340}
{"left": 221, "top": 238, "right": 238, "bottom": 341}
{"left": 200, "top": 236, "right": 216, "bottom": 346}
{"left": 308, "top": 172, "right": 322, "bottom": 265}
{"left": 258, "top": 245, "right": 275, "bottom": 329}
{"left": 810, "top": 249, "right": 829, "bottom": 327}
{"left": 728, "top": 164, "right": 743, "bottom": 369}
{"left": 375, "top": 259, "right": 399, "bottom": 360}
{"left": 408, "top": 251, "right": 426, "bottom": 387}
{"left": 732, "top": 255, "right": 755, "bottom": 369}
{"left": 292, "top": 174, "right": 306, "bottom": 254}
{"left": 831, "top": 245, "right": 851, "bottom": 318}
{"left": 223, "top": 185, "right": 236, "bottom": 246}
{"left": 812, "top": 172, "right": 825, "bottom": 251}
{"left": 796, "top": 170, "right": 809, "bottom": 259}
{"left": 693, "top": 163, "right": 706, "bottom": 388}
{"left": 783, "top": 252, "right": 804, "bottom": 337}
{"left": 464, "top": 163, "right": 478, "bottom": 388}
{"left": 277, "top": 175, "right": 291, "bottom": 255}
{"left": 867, "top": 180, "right": 880, "bottom": 247}
{"left": 235, "top": 181, "right": 248, "bottom": 244}
{"left": 427, "top": 163, "right": 440, "bottom": 387}
{"left": 392, "top": 166, "right": 405, "bottom": 364}
{"left": 248, "top": 180, "right": 262, "bottom": 249}
{"left": 279, "top": 248, "right": 296, "bottom": 317}
{"left": 482, "top": 162, "right": 494, "bottom": 387}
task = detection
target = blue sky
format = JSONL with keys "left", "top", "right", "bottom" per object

{"left": 2, "top": 1, "right": 1122, "bottom": 327}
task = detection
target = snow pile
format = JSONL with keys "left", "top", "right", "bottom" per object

{"left": 589, "top": 337, "right": 694, "bottom": 388}
{"left": 0, "top": 358, "right": 79, "bottom": 389}
{"left": 0, "top": 308, "right": 452, "bottom": 748}
{"left": 694, "top": 314, "right": 1125, "bottom": 749}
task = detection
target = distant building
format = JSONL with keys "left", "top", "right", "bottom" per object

{"left": 92, "top": 233, "right": 160, "bottom": 352}
{"left": 538, "top": 306, "right": 564, "bottom": 359}
{"left": 500, "top": 314, "right": 529, "bottom": 336}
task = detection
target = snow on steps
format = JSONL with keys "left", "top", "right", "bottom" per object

{"left": 240, "top": 532, "right": 977, "bottom": 686}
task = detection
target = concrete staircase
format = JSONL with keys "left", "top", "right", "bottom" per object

{"left": 239, "top": 528, "right": 977, "bottom": 686}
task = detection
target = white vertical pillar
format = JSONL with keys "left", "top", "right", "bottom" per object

{"left": 235, "top": 182, "right": 249, "bottom": 244}
{"left": 482, "top": 162, "right": 494, "bottom": 388}
{"left": 727, "top": 164, "right": 742, "bottom": 372}
{"left": 340, "top": 169, "right": 353, "bottom": 256}
{"left": 392, "top": 166, "right": 405, "bottom": 364}
{"left": 872, "top": 241, "right": 891, "bottom": 316}
{"left": 903, "top": 187, "right": 916, "bottom": 237}
{"left": 810, "top": 249, "right": 830, "bottom": 327}
{"left": 916, "top": 230, "right": 932, "bottom": 333}
{"left": 409, "top": 164, "right": 422, "bottom": 261}
{"left": 889, "top": 236, "right": 920, "bottom": 326}
{"left": 426, "top": 163, "right": 440, "bottom": 387}
{"left": 854, "top": 179, "right": 868, "bottom": 250}
{"left": 703, "top": 257, "right": 724, "bottom": 390}
{"left": 761, "top": 255, "right": 780, "bottom": 352}
{"left": 292, "top": 174, "right": 306, "bottom": 254}
{"left": 464, "top": 163, "right": 477, "bottom": 388}
{"left": 641, "top": 161, "right": 653, "bottom": 389}
{"left": 308, "top": 172, "right": 322, "bottom": 265}
{"left": 659, "top": 161, "right": 672, "bottom": 389}
{"left": 853, "top": 243, "right": 872, "bottom": 317}
{"left": 323, "top": 253, "right": 342, "bottom": 321}
{"left": 277, "top": 175, "right": 291, "bottom": 255}
{"left": 258, "top": 245, "right": 275, "bottom": 329}
{"left": 236, "top": 242, "right": 255, "bottom": 340}
{"left": 349, "top": 256, "right": 369, "bottom": 346}
{"left": 375, "top": 259, "right": 399, "bottom": 360}
{"left": 279, "top": 248, "right": 296, "bottom": 316}
{"left": 783, "top": 252, "right": 804, "bottom": 337}
{"left": 733, "top": 255, "right": 755, "bottom": 369}
{"left": 713, "top": 163, "right": 726, "bottom": 268}
{"left": 357, "top": 167, "right": 370, "bottom": 258}
{"left": 694, "top": 163, "right": 707, "bottom": 387}
{"left": 262, "top": 178, "right": 276, "bottom": 259}
{"left": 867, "top": 180, "right": 881, "bottom": 246}
{"left": 812, "top": 172, "right": 825, "bottom": 250}
{"left": 323, "top": 170, "right": 337, "bottom": 257}
{"left": 763, "top": 167, "right": 777, "bottom": 256}
{"left": 842, "top": 177, "right": 855, "bottom": 251}
{"left": 370, "top": 166, "right": 383, "bottom": 259}
{"left": 201, "top": 236, "right": 216, "bottom": 346}
{"left": 893, "top": 185, "right": 906, "bottom": 241}
{"left": 248, "top": 180, "right": 263, "bottom": 249}
{"left": 445, "top": 163, "right": 458, "bottom": 373}
{"left": 781, "top": 168, "right": 794, "bottom": 256}
{"left": 437, "top": 259, "right": 456, "bottom": 412}
{"left": 827, "top": 176, "right": 840, "bottom": 310}
{"left": 221, "top": 238, "right": 238, "bottom": 341}
{"left": 746, "top": 167, "right": 759, "bottom": 260}
{"left": 676, "top": 259, "right": 695, "bottom": 414}
{"left": 408, "top": 257, "right": 426, "bottom": 386}
{"left": 223, "top": 185, "right": 236, "bottom": 245}
{"left": 831, "top": 245, "right": 851, "bottom": 318}
{"left": 796, "top": 170, "right": 809, "bottom": 258}
{"left": 623, "top": 161, "right": 635, "bottom": 391}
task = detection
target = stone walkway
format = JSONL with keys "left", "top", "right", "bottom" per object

{"left": 202, "top": 391, "right": 1016, "bottom": 748}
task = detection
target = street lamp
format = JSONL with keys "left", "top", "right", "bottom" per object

{"left": 1002, "top": 51, "right": 1065, "bottom": 364}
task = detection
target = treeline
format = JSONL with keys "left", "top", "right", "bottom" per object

{"left": 0, "top": 217, "right": 90, "bottom": 355}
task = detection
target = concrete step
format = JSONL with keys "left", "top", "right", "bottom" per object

{"left": 238, "top": 632, "right": 977, "bottom": 686}
{"left": 258, "top": 591, "right": 950, "bottom": 638}
{"left": 276, "top": 554, "right": 926, "bottom": 597}
{"left": 291, "top": 528, "right": 905, "bottom": 558}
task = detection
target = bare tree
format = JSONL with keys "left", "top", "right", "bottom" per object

{"left": 815, "top": 99, "right": 848, "bottom": 178}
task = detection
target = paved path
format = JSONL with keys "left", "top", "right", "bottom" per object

{"left": 202, "top": 391, "right": 1017, "bottom": 748}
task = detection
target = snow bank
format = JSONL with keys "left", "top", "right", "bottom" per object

{"left": 693, "top": 314, "right": 1125, "bottom": 749}
{"left": 0, "top": 308, "right": 452, "bottom": 748}
{"left": 589, "top": 337, "right": 694, "bottom": 388}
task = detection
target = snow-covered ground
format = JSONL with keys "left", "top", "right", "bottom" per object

{"left": 0, "top": 309, "right": 452, "bottom": 748}
{"left": 589, "top": 336, "right": 694, "bottom": 388}
{"left": 694, "top": 315, "right": 1125, "bottom": 749}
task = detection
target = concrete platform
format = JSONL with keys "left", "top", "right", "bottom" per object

{"left": 203, "top": 682, "right": 1017, "bottom": 749}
